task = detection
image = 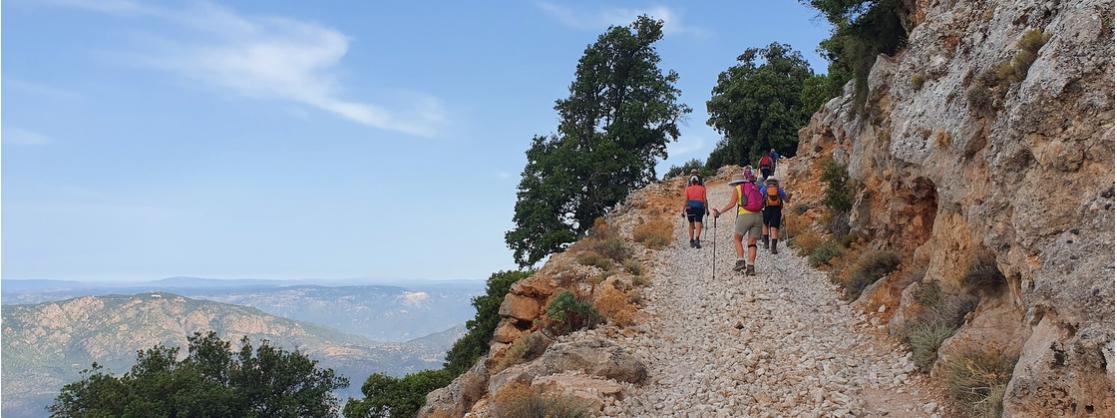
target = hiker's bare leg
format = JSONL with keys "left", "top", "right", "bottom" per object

{"left": 769, "top": 227, "right": 779, "bottom": 242}
{"left": 733, "top": 233, "right": 745, "bottom": 259}
{"left": 688, "top": 222, "right": 695, "bottom": 241}
{"left": 695, "top": 222, "right": 703, "bottom": 240}
{"left": 747, "top": 236, "right": 758, "bottom": 264}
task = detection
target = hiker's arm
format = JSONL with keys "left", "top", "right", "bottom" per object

{"left": 712, "top": 189, "right": 738, "bottom": 217}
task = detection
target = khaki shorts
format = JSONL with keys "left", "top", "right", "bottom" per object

{"left": 734, "top": 212, "right": 763, "bottom": 237}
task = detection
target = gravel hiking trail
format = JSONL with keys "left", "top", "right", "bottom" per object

{"left": 609, "top": 180, "right": 943, "bottom": 418}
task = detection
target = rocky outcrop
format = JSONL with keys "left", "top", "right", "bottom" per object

{"left": 788, "top": 0, "right": 1114, "bottom": 415}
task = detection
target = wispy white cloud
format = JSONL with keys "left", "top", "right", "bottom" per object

{"left": 4, "top": 128, "right": 53, "bottom": 146}
{"left": 536, "top": 2, "right": 709, "bottom": 37}
{"left": 45, "top": 0, "right": 447, "bottom": 137}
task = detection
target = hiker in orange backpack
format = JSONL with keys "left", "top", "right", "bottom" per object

{"left": 758, "top": 152, "right": 774, "bottom": 181}
{"left": 759, "top": 176, "right": 790, "bottom": 254}
{"left": 712, "top": 168, "right": 764, "bottom": 276}
{"left": 682, "top": 175, "right": 708, "bottom": 249}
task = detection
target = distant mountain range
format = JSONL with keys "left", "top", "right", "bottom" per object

{"left": 2, "top": 277, "right": 483, "bottom": 341}
{"left": 1, "top": 293, "right": 466, "bottom": 418}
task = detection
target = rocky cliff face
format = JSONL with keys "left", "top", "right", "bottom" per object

{"left": 787, "top": 0, "right": 1114, "bottom": 415}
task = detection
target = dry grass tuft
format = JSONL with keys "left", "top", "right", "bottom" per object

{"left": 633, "top": 218, "right": 673, "bottom": 249}
{"left": 492, "top": 383, "right": 592, "bottom": 418}
{"left": 594, "top": 285, "right": 637, "bottom": 327}
{"left": 842, "top": 251, "right": 901, "bottom": 299}
{"left": 942, "top": 343, "right": 1016, "bottom": 418}
{"left": 792, "top": 229, "right": 825, "bottom": 257}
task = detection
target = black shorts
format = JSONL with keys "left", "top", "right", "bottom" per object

{"left": 760, "top": 167, "right": 773, "bottom": 178}
{"left": 686, "top": 202, "right": 705, "bottom": 223}
{"left": 762, "top": 207, "right": 782, "bottom": 228}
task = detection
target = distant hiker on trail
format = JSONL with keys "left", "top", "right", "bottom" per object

{"left": 682, "top": 175, "right": 708, "bottom": 248}
{"left": 768, "top": 148, "right": 782, "bottom": 169}
{"left": 712, "top": 168, "right": 764, "bottom": 275}
{"left": 758, "top": 153, "right": 775, "bottom": 180}
{"left": 689, "top": 169, "right": 704, "bottom": 185}
{"left": 759, "top": 177, "right": 790, "bottom": 254}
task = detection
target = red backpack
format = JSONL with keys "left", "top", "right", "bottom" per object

{"left": 737, "top": 183, "right": 764, "bottom": 212}
{"left": 759, "top": 155, "right": 772, "bottom": 168}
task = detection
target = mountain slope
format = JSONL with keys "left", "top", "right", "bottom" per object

{"left": 1, "top": 293, "right": 450, "bottom": 418}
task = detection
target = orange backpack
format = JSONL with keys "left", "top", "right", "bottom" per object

{"left": 766, "top": 186, "right": 781, "bottom": 207}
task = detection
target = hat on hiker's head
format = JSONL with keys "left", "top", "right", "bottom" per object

{"left": 727, "top": 175, "right": 749, "bottom": 185}
{"left": 766, "top": 177, "right": 779, "bottom": 184}
{"left": 743, "top": 168, "right": 756, "bottom": 182}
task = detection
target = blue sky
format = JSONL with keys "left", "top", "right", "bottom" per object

{"left": 2, "top": 0, "right": 832, "bottom": 282}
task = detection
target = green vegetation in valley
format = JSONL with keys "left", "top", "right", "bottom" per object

{"left": 343, "top": 270, "right": 531, "bottom": 418}
{"left": 50, "top": 332, "right": 348, "bottom": 418}
{"left": 506, "top": 16, "right": 690, "bottom": 267}
{"left": 342, "top": 370, "right": 453, "bottom": 418}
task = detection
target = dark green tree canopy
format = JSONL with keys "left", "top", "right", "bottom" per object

{"left": 506, "top": 16, "right": 690, "bottom": 267}
{"left": 50, "top": 332, "right": 348, "bottom": 418}
{"left": 803, "top": 0, "right": 907, "bottom": 108}
{"left": 705, "top": 42, "right": 815, "bottom": 169}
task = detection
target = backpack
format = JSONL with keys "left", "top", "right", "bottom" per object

{"left": 737, "top": 183, "right": 764, "bottom": 213}
{"left": 759, "top": 155, "right": 772, "bottom": 168}
{"left": 766, "top": 186, "right": 782, "bottom": 207}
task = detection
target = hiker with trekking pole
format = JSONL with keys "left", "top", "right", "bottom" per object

{"left": 759, "top": 176, "right": 790, "bottom": 254}
{"left": 681, "top": 175, "right": 709, "bottom": 249}
{"left": 711, "top": 167, "right": 764, "bottom": 276}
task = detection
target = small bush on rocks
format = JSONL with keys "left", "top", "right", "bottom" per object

{"left": 942, "top": 343, "right": 1016, "bottom": 418}
{"left": 809, "top": 240, "right": 844, "bottom": 267}
{"left": 624, "top": 259, "right": 645, "bottom": 277}
{"left": 792, "top": 229, "right": 825, "bottom": 256}
{"left": 546, "top": 291, "right": 601, "bottom": 335}
{"left": 843, "top": 251, "right": 901, "bottom": 299}
{"left": 590, "top": 235, "right": 632, "bottom": 263}
{"left": 633, "top": 218, "right": 673, "bottom": 249}
{"left": 963, "top": 258, "right": 1006, "bottom": 290}
{"left": 821, "top": 159, "right": 853, "bottom": 213}
{"left": 576, "top": 251, "right": 614, "bottom": 271}
{"left": 909, "top": 322, "right": 955, "bottom": 371}
{"left": 494, "top": 332, "right": 550, "bottom": 373}
{"left": 594, "top": 286, "right": 636, "bottom": 327}
{"left": 492, "top": 383, "right": 592, "bottom": 418}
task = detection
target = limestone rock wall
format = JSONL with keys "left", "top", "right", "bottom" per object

{"left": 787, "top": 0, "right": 1114, "bottom": 415}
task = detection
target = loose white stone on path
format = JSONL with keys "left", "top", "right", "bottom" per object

{"left": 613, "top": 181, "right": 938, "bottom": 417}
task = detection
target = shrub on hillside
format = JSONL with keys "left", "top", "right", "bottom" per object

{"left": 808, "top": 240, "right": 844, "bottom": 267}
{"left": 963, "top": 258, "right": 1006, "bottom": 290}
{"left": 843, "top": 251, "right": 900, "bottom": 299}
{"left": 942, "top": 344, "right": 1016, "bottom": 418}
{"left": 492, "top": 383, "right": 592, "bottom": 418}
{"left": 633, "top": 218, "right": 673, "bottom": 249}
{"left": 545, "top": 291, "right": 602, "bottom": 335}
{"left": 792, "top": 229, "right": 825, "bottom": 256}
{"left": 576, "top": 251, "right": 614, "bottom": 271}
{"left": 820, "top": 159, "right": 853, "bottom": 213}
{"left": 494, "top": 332, "right": 550, "bottom": 373}
{"left": 594, "top": 286, "right": 637, "bottom": 327}
{"left": 909, "top": 322, "right": 955, "bottom": 371}
{"left": 994, "top": 30, "right": 1050, "bottom": 83}
{"left": 623, "top": 259, "right": 645, "bottom": 278}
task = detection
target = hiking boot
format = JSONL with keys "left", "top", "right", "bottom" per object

{"left": 689, "top": 239, "right": 696, "bottom": 248}
{"left": 761, "top": 235, "right": 769, "bottom": 249}
{"left": 733, "top": 260, "right": 747, "bottom": 272}
{"left": 745, "top": 264, "right": 756, "bottom": 276}
{"left": 695, "top": 240, "right": 702, "bottom": 249}
{"left": 770, "top": 239, "right": 778, "bottom": 254}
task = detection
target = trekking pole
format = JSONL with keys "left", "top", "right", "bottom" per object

{"left": 712, "top": 215, "right": 717, "bottom": 279}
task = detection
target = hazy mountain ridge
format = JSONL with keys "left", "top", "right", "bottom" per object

{"left": 1, "top": 293, "right": 461, "bottom": 418}
{"left": 2, "top": 278, "right": 483, "bottom": 341}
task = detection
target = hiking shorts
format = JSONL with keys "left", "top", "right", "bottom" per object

{"left": 763, "top": 207, "right": 783, "bottom": 228}
{"left": 686, "top": 201, "right": 705, "bottom": 223}
{"left": 734, "top": 212, "right": 762, "bottom": 237}
{"left": 760, "top": 167, "right": 773, "bottom": 179}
